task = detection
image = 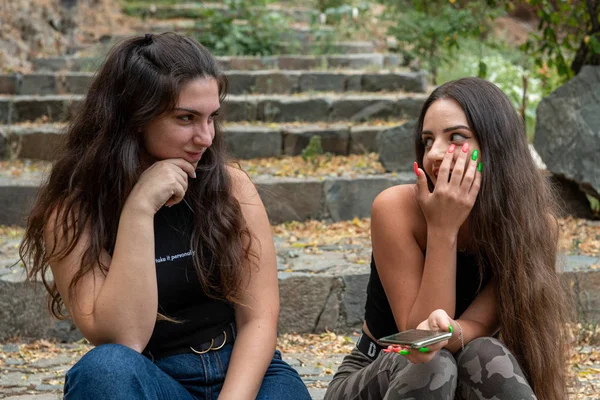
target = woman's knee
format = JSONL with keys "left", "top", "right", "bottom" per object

{"left": 257, "top": 350, "right": 311, "bottom": 400}
{"left": 456, "top": 337, "right": 534, "bottom": 398}
{"left": 457, "top": 337, "right": 513, "bottom": 370}
{"left": 388, "top": 350, "right": 458, "bottom": 396}
{"left": 65, "top": 344, "right": 149, "bottom": 388}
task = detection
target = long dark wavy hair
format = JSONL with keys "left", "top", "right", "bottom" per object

{"left": 19, "top": 33, "right": 255, "bottom": 319}
{"left": 414, "top": 78, "right": 571, "bottom": 400}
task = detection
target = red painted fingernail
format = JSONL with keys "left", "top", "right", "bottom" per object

{"left": 413, "top": 162, "right": 419, "bottom": 177}
{"left": 462, "top": 143, "right": 469, "bottom": 153}
{"left": 448, "top": 144, "right": 456, "bottom": 153}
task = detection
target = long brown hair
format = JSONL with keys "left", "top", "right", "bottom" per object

{"left": 19, "top": 33, "right": 255, "bottom": 319}
{"left": 415, "top": 78, "right": 572, "bottom": 399}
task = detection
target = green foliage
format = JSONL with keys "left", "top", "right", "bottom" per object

{"left": 587, "top": 195, "right": 600, "bottom": 217}
{"left": 378, "top": 0, "right": 503, "bottom": 84}
{"left": 301, "top": 135, "right": 324, "bottom": 163}
{"left": 436, "top": 38, "right": 557, "bottom": 141}
{"left": 308, "top": 1, "right": 371, "bottom": 54}
{"left": 193, "top": 0, "right": 298, "bottom": 56}
{"left": 517, "top": 0, "right": 600, "bottom": 84}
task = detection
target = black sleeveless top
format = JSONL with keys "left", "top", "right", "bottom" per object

{"left": 364, "top": 251, "right": 491, "bottom": 339}
{"left": 143, "top": 202, "right": 235, "bottom": 356}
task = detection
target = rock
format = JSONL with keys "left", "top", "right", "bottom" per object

{"left": 283, "top": 125, "right": 349, "bottom": 155}
{"left": 377, "top": 121, "right": 417, "bottom": 172}
{"left": 278, "top": 275, "right": 334, "bottom": 333}
{"left": 534, "top": 66, "right": 600, "bottom": 200}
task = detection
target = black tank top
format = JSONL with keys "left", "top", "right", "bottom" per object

{"left": 364, "top": 251, "right": 491, "bottom": 339}
{"left": 143, "top": 202, "right": 235, "bottom": 356}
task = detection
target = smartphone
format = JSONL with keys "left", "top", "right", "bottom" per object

{"left": 378, "top": 329, "right": 452, "bottom": 348}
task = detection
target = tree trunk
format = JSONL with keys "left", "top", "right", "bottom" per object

{"left": 571, "top": 0, "right": 600, "bottom": 74}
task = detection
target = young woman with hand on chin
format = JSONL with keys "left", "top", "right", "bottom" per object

{"left": 324, "top": 77, "right": 571, "bottom": 400}
{"left": 19, "top": 33, "right": 310, "bottom": 400}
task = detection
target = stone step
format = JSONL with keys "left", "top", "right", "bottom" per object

{"left": 96, "top": 33, "right": 375, "bottom": 55}
{"left": 33, "top": 53, "right": 402, "bottom": 72}
{"left": 1, "top": 122, "right": 406, "bottom": 161}
{"left": 1, "top": 224, "right": 599, "bottom": 341}
{"left": 0, "top": 70, "right": 426, "bottom": 96}
{"left": 128, "top": 19, "right": 332, "bottom": 45}
{"left": 123, "top": 2, "right": 316, "bottom": 23}
{"left": 0, "top": 92, "right": 427, "bottom": 124}
{"left": 0, "top": 158, "right": 414, "bottom": 226}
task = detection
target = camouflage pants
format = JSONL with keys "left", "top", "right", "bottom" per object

{"left": 324, "top": 337, "right": 536, "bottom": 400}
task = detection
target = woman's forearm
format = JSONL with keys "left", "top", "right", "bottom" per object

{"left": 218, "top": 319, "right": 277, "bottom": 400}
{"left": 85, "top": 203, "right": 158, "bottom": 351}
{"left": 407, "top": 228, "right": 458, "bottom": 328}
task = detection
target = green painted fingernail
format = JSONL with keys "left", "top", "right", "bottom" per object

{"left": 399, "top": 349, "right": 410, "bottom": 355}
{"left": 477, "top": 162, "right": 482, "bottom": 172}
{"left": 418, "top": 347, "right": 429, "bottom": 353}
{"left": 448, "top": 324, "right": 453, "bottom": 333}
{"left": 471, "top": 150, "right": 478, "bottom": 161}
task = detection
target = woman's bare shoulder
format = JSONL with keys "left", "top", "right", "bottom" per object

{"left": 372, "top": 184, "right": 427, "bottom": 248}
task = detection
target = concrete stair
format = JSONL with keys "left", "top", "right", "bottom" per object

{"left": 1, "top": 0, "right": 597, "bottom": 347}
{"left": 1, "top": 226, "right": 599, "bottom": 341}
{"left": 31, "top": 53, "right": 402, "bottom": 72}
{"left": 0, "top": 92, "right": 426, "bottom": 124}
{"left": 122, "top": 2, "right": 316, "bottom": 23}
{"left": 0, "top": 122, "right": 404, "bottom": 161}
{"left": 0, "top": 159, "right": 414, "bottom": 226}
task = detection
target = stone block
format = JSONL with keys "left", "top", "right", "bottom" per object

{"left": 324, "top": 176, "right": 396, "bottom": 221}
{"left": 377, "top": 121, "right": 417, "bottom": 172}
{"left": 288, "top": 252, "right": 348, "bottom": 274}
{"left": 298, "top": 73, "right": 347, "bottom": 92}
{"left": 0, "top": 181, "right": 40, "bottom": 226}
{"left": 283, "top": 125, "right": 349, "bottom": 155}
{"left": 216, "top": 56, "right": 232, "bottom": 70}
{"left": 254, "top": 72, "right": 299, "bottom": 94}
{"left": 327, "top": 54, "right": 384, "bottom": 69}
{"left": 560, "top": 267, "right": 600, "bottom": 323}
{"left": 11, "top": 96, "right": 78, "bottom": 122}
{"left": 349, "top": 126, "right": 386, "bottom": 154}
{"left": 384, "top": 54, "right": 402, "bottom": 68}
{"left": 257, "top": 98, "right": 329, "bottom": 122}
{"left": 223, "top": 98, "right": 257, "bottom": 122}
{"left": 394, "top": 95, "right": 427, "bottom": 119}
{"left": 0, "top": 99, "right": 11, "bottom": 124}
{"left": 346, "top": 75, "right": 362, "bottom": 92}
{"left": 62, "top": 73, "right": 94, "bottom": 94}
{"left": 0, "top": 278, "right": 81, "bottom": 342}
{"left": 0, "top": 74, "right": 18, "bottom": 94}
{"left": 330, "top": 97, "right": 395, "bottom": 122}
{"left": 33, "top": 57, "right": 69, "bottom": 72}
{"left": 229, "top": 56, "right": 277, "bottom": 70}
{"left": 225, "top": 72, "right": 256, "bottom": 95}
{"left": 361, "top": 72, "right": 427, "bottom": 93}
{"left": 224, "top": 126, "right": 282, "bottom": 158}
{"left": 315, "top": 278, "right": 342, "bottom": 332}
{"left": 278, "top": 275, "right": 334, "bottom": 333}
{"left": 278, "top": 56, "right": 322, "bottom": 70}
{"left": 329, "top": 41, "right": 374, "bottom": 54}
{"left": 20, "top": 74, "right": 57, "bottom": 95}
{"left": 256, "top": 177, "right": 324, "bottom": 223}
{"left": 342, "top": 274, "right": 370, "bottom": 328}
{"left": 12, "top": 126, "right": 66, "bottom": 161}
{"left": 72, "top": 57, "right": 103, "bottom": 72}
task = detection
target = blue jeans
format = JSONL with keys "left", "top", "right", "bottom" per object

{"left": 64, "top": 343, "right": 311, "bottom": 399}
